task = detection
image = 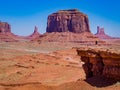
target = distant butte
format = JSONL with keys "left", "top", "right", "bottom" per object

{"left": 0, "top": 9, "right": 119, "bottom": 43}
{"left": 95, "top": 26, "right": 112, "bottom": 39}
{"left": 0, "top": 21, "right": 41, "bottom": 42}
{"left": 0, "top": 21, "right": 11, "bottom": 33}
{"left": 0, "top": 21, "right": 18, "bottom": 42}
{"left": 46, "top": 9, "right": 90, "bottom": 33}
{"left": 29, "top": 26, "right": 40, "bottom": 38}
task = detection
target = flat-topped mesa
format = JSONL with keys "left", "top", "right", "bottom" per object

{"left": 0, "top": 21, "right": 19, "bottom": 42}
{"left": 46, "top": 9, "right": 90, "bottom": 33}
{"left": 0, "top": 21, "right": 11, "bottom": 33}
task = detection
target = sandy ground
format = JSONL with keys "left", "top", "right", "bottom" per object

{"left": 0, "top": 40, "right": 120, "bottom": 90}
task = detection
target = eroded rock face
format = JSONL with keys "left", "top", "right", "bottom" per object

{"left": 46, "top": 9, "right": 90, "bottom": 33}
{"left": 77, "top": 48, "right": 120, "bottom": 80}
{"left": 0, "top": 21, "right": 11, "bottom": 33}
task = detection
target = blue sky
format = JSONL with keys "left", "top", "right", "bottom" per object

{"left": 0, "top": 0, "right": 120, "bottom": 37}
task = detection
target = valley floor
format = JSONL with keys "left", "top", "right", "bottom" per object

{"left": 0, "top": 40, "right": 120, "bottom": 90}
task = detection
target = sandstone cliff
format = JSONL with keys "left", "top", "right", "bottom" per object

{"left": 77, "top": 47, "right": 120, "bottom": 81}
{"left": 46, "top": 9, "right": 90, "bottom": 33}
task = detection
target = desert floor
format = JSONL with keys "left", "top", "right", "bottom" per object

{"left": 0, "top": 40, "right": 120, "bottom": 90}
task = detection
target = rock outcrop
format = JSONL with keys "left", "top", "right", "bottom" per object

{"left": 0, "top": 21, "right": 18, "bottom": 42}
{"left": 46, "top": 9, "right": 90, "bottom": 33}
{"left": 77, "top": 48, "right": 120, "bottom": 81}
{"left": 33, "top": 9, "right": 108, "bottom": 45}
{"left": 95, "top": 26, "right": 112, "bottom": 39}
{"left": 29, "top": 26, "right": 40, "bottom": 38}
{"left": 0, "top": 21, "right": 11, "bottom": 33}
{"left": 0, "top": 22, "right": 41, "bottom": 42}
{"left": 15, "top": 26, "right": 41, "bottom": 41}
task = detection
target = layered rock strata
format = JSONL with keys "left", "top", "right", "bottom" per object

{"left": 77, "top": 48, "right": 120, "bottom": 80}
{"left": 46, "top": 9, "right": 90, "bottom": 33}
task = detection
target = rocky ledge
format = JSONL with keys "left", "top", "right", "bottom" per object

{"left": 77, "top": 48, "right": 120, "bottom": 81}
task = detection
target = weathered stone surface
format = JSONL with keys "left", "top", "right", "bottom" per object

{"left": 77, "top": 48, "right": 120, "bottom": 80}
{"left": 46, "top": 9, "right": 90, "bottom": 33}
{"left": 0, "top": 21, "right": 11, "bottom": 33}
{"left": 95, "top": 26, "right": 112, "bottom": 39}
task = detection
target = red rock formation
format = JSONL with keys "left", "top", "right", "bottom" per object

{"left": 33, "top": 31, "right": 108, "bottom": 46}
{"left": 33, "top": 10, "right": 108, "bottom": 45}
{"left": 0, "top": 21, "right": 11, "bottom": 33}
{"left": 15, "top": 26, "right": 41, "bottom": 41}
{"left": 29, "top": 26, "right": 40, "bottom": 38}
{"left": 46, "top": 9, "right": 90, "bottom": 33}
{"left": 77, "top": 47, "right": 120, "bottom": 80}
{"left": 0, "top": 21, "right": 18, "bottom": 42}
{"left": 95, "top": 26, "right": 112, "bottom": 39}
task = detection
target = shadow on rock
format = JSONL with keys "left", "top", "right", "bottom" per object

{"left": 85, "top": 76, "right": 117, "bottom": 87}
